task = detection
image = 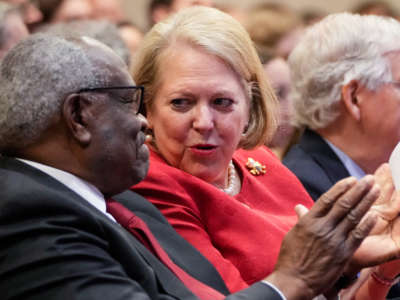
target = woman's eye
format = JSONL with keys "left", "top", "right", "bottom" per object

{"left": 213, "top": 98, "right": 234, "bottom": 108}
{"left": 171, "top": 98, "right": 190, "bottom": 109}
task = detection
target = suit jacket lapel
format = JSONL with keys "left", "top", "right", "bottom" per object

{"left": 113, "top": 224, "right": 199, "bottom": 300}
{"left": 300, "top": 129, "right": 351, "bottom": 184}
{"left": 114, "top": 191, "right": 230, "bottom": 295}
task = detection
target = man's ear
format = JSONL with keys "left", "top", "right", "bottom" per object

{"left": 62, "top": 93, "right": 92, "bottom": 146}
{"left": 341, "top": 80, "right": 361, "bottom": 121}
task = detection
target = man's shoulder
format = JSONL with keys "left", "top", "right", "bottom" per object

{"left": 283, "top": 129, "right": 335, "bottom": 176}
{"left": 0, "top": 159, "right": 184, "bottom": 300}
{"left": 283, "top": 142, "right": 321, "bottom": 173}
{"left": 0, "top": 156, "right": 68, "bottom": 203}
{"left": 283, "top": 133, "right": 336, "bottom": 201}
{"left": 0, "top": 156, "right": 111, "bottom": 224}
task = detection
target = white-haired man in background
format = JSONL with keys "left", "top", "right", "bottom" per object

{"left": 283, "top": 12, "right": 400, "bottom": 298}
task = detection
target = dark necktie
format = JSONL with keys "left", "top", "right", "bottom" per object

{"left": 106, "top": 199, "right": 224, "bottom": 300}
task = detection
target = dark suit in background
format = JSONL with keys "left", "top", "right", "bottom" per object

{"left": 0, "top": 157, "right": 283, "bottom": 300}
{"left": 283, "top": 129, "right": 350, "bottom": 201}
{"left": 283, "top": 129, "right": 400, "bottom": 298}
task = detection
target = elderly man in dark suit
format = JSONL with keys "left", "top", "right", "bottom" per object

{"left": 283, "top": 13, "right": 400, "bottom": 297}
{"left": 284, "top": 13, "right": 400, "bottom": 201}
{"left": 0, "top": 32, "right": 399, "bottom": 300}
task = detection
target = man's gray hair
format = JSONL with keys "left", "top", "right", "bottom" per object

{"left": 289, "top": 13, "right": 400, "bottom": 129}
{"left": 0, "top": 33, "right": 117, "bottom": 152}
{"left": 41, "top": 20, "right": 131, "bottom": 67}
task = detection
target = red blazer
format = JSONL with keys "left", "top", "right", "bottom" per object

{"left": 133, "top": 146, "right": 314, "bottom": 292}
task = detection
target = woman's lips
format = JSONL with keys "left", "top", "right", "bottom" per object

{"left": 189, "top": 144, "right": 217, "bottom": 156}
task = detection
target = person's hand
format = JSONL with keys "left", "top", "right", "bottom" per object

{"left": 266, "top": 176, "right": 379, "bottom": 300}
{"left": 350, "top": 164, "right": 400, "bottom": 270}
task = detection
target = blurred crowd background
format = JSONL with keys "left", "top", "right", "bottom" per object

{"left": 4, "top": 0, "right": 400, "bottom": 160}
{"left": 126, "top": 0, "right": 400, "bottom": 30}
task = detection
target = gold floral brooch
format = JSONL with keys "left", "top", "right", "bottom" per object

{"left": 246, "top": 158, "right": 266, "bottom": 175}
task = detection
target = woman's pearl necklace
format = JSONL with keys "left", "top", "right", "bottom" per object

{"left": 221, "top": 160, "right": 237, "bottom": 196}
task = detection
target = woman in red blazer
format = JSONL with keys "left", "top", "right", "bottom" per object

{"left": 131, "top": 6, "right": 400, "bottom": 297}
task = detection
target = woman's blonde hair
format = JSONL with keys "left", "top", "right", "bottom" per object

{"left": 132, "top": 6, "right": 278, "bottom": 149}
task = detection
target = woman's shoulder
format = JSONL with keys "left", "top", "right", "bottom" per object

{"left": 233, "top": 146, "right": 281, "bottom": 167}
{"left": 234, "top": 146, "right": 314, "bottom": 207}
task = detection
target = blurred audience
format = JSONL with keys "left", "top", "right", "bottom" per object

{"left": 244, "top": 3, "right": 305, "bottom": 159}
{"left": 90, "top": 0, "right": 124, "bottom": 21}
{"left": 215, "top": 4, "right": 248, "bottom": 25}
{"left": 353, "top": 0, "right": 399, "bottom": 18}
{"left": 3, "top": 0, "right": 43, "bottom": 30}
{"left": 117, "top": 20, "right": 144, "bottom": 57}
{"left": 33, "top": 0, "right": 124, "bottom": 28}
{"left": 149, "top": 0, "right": 213, "bottom": 26}
{"left": 0, "top": 2, "right": 29, "bottom": 59}
{"left": 245, "top": 3, "right": 302, "bottom": 61}
{"left": 301, "top": 9, "right": 326, "bottom": 25}
{"left": 40, "top": 19, "right": 131, "bottom": 66}
{"left": 263, "top": 57, "right": 300, "bottom": 160}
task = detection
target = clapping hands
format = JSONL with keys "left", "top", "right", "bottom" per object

{"left": 351, "top": 163, "right": 400, "bottom": 270}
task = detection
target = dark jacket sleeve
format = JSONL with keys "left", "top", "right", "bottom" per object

{"left": 0, "top": 197, "right": 179, "bottom": 300}
{"left": 227, "top": 282, "right": 284, "bottom": 300}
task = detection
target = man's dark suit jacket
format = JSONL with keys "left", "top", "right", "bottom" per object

{"left": 283, "top": 129, "right": 400, "bottom": 298}
{"left": 0, "top": 156, "right": 283, "bottom": 300}
{"left": 283, "top": 129, "right": 350, "bottom": 202}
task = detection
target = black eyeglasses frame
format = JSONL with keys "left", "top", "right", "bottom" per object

{"left": 77, "top": 86, "right": 144, "bottom": 115}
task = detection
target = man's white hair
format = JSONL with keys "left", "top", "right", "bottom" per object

{"left": 289, "top": 12, "right": 400, "bottom": 129}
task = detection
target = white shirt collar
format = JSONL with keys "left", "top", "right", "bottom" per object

{"left": 324, "top": 139, "right": 366, "bottom": 179}
{"left": 17, "top": 158, "right": 116, "bottom": 222}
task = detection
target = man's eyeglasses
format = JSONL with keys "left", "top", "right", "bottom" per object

{"left": 78, "top": 86, "right": 144, "bottom": 115}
